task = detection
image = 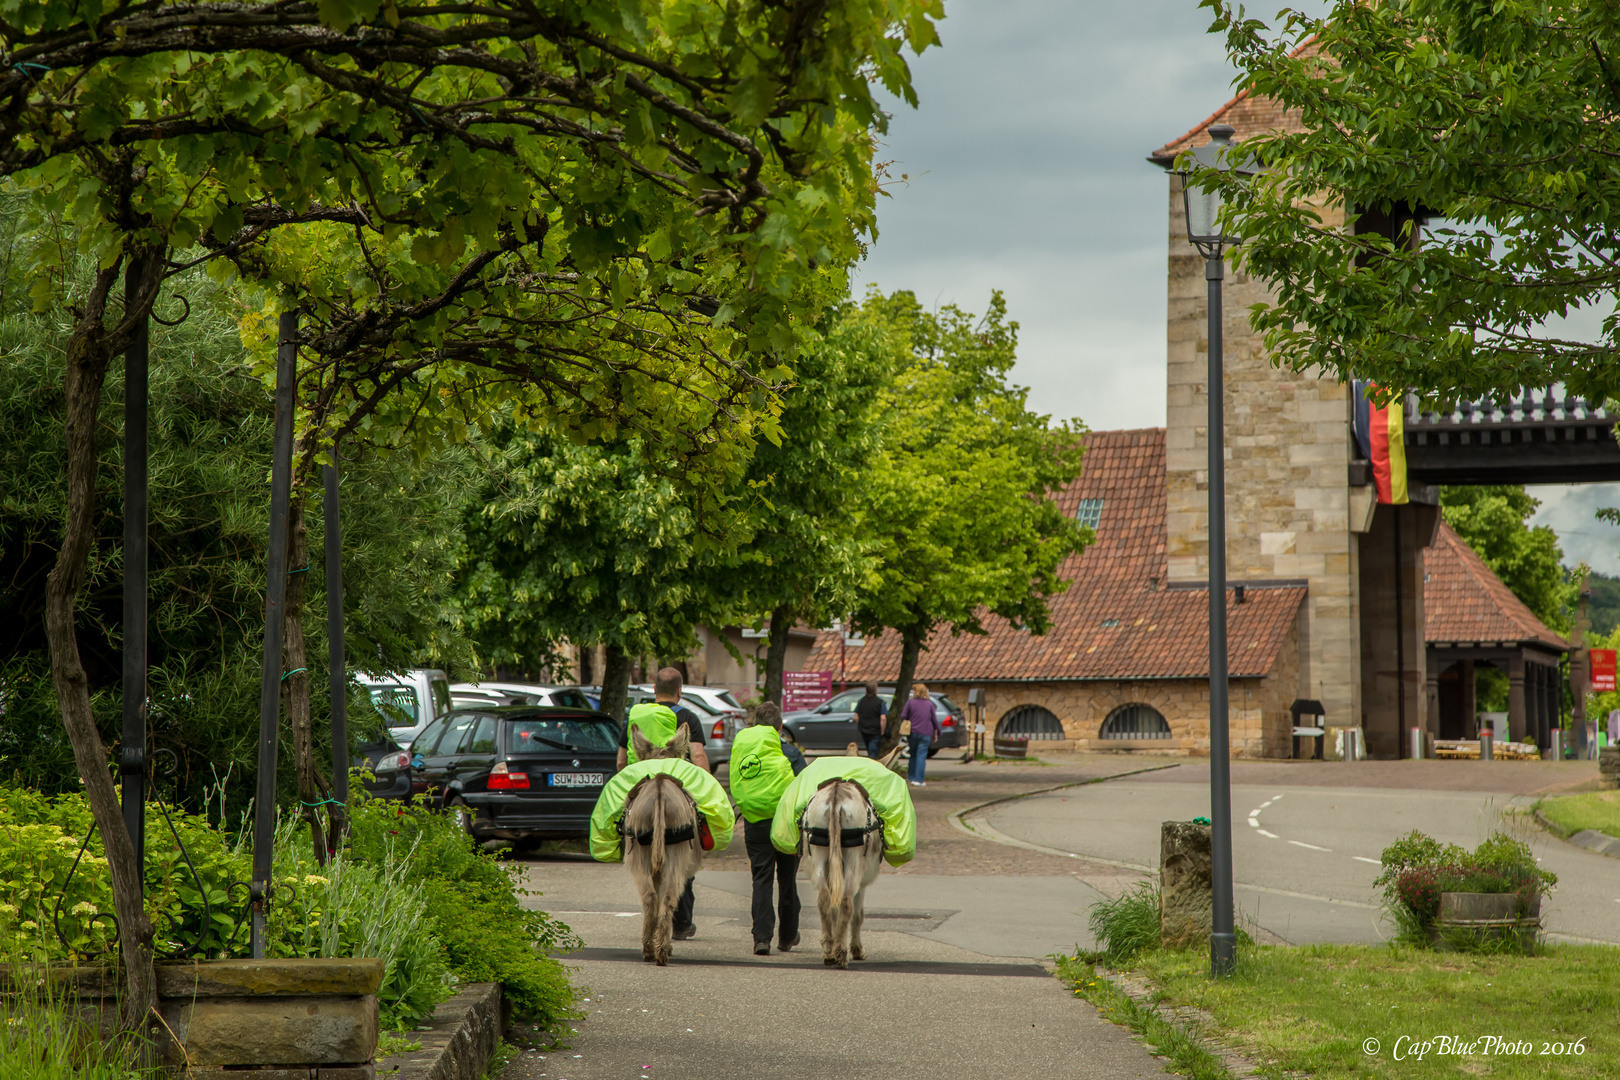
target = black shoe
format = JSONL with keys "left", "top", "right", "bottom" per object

{"left": 779, "top": 933, "right": 800, "bottom": 952}
{"left": 673, "top": 924, "right": 696, "bottom": 940}
{"left": 754, "top": 941, "right": 771, "bottom": 956}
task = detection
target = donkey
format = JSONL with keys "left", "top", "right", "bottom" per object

{"left": 622, "top": 726, "right": 703, "bottom": 965}
{"left": 802, "top": 774, "right": 887, "bottom": 969}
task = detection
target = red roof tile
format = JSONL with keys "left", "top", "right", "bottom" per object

{"left": 1424, "top": 521, "right": 1568, "bottom": 652}
{"left": 805, "top": 429, "right": 1305, "bottom": 682}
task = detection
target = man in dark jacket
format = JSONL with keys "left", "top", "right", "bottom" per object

{"left": 854, "top": 683, "right": 888, "bottom": 758}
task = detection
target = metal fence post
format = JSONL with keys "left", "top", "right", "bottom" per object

{"left": 120, "top": 255, "right": 150, "bottom": 879}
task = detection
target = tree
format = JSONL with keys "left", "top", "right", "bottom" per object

{"left": 848, "top": 291, "right": 1089, "bottom": 735}
{"left": 1199, "top": 0, "right": 1620, "bottom": 403}
{"left": 10, "top": 0, "right": 942, "bottom": 1023}
{"left": 449, "top": 429, "right": 745, "bottom": 722}
{"left": 718, "top": 300, "right": 900, "bottom": 705}
{"left": 1441, "top": 486, "right": 1574, "bottom": 632}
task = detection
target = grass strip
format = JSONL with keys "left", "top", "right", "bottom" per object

{"left": 1539, "top": 791, "right": 1620, "bottom": 840}
{"left": 1053, "top": 954, "right": 1233, "bottom": 1080}
{"left": 1133, "top": 943, "right": 1620, "bottom": 1079}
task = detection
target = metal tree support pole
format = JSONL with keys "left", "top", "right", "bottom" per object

{"left": 324, "top": 450, "right": 348, "bottom": 841}
{"left": 1205, "top": 252, "right": 1237, "bottom": 977}
{"left": 120, "top": 256, "right": 150, "bottom": 878}
{"left": 251, "top": 311, "right": 298, "bottom": 959}
{"left": 1394, "top": 504, "right": 1408, "bottom": 756}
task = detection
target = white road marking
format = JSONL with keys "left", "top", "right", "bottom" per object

{"left": 1257, "top": 829, "right": 1279, "bottom": 839}
{"left": 1288, "top": 840, "right": 1331, "bottom": 852}
{"left": 1353, "top": 856, "right": 1382, "bottom": 865}
{"left": 1247, "top": 817, "right": 1260, "bottom": 827}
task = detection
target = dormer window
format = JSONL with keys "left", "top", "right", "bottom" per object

{"left": 1075, "top": 498, "right": 1104, "bottom": 530}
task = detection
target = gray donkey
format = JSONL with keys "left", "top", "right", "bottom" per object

{"left": 622, "top": 726, "right": 703, "bottom": 965}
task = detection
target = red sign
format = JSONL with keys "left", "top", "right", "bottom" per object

{"left": 783, "top": 670, "right": 833, "bottom": 710}
{"left": 1592, "top": 649, "right": 1616, "bottom": 693}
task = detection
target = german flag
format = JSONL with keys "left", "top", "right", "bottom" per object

{"left": 1352, "top": 380, "right": 1407, "bottom": 505}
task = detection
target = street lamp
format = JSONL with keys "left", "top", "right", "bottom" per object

{"left": 1175, "top": 122, "right": 1257, "bottom": 978}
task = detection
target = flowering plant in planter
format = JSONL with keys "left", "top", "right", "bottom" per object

{"left": 1375, "top": 830, "right": 1556, "bottom": 946}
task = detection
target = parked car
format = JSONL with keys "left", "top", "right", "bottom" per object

{"left": 353, "top": 731, "right": 413, "bottom": 801}
{"left": 354, "top": 669, "right": 453, "bottom": 750}
{"left": 369, "top": 705, "right": 621, "bottom": 845}
{"left": 449, "top": 681, "right": 595, "bottom": 711}
{"left": 782, "top": 687, "right": 966, "bottom": 756}
{"left": 570, "top": 684, "right": 744, "bottom": 773}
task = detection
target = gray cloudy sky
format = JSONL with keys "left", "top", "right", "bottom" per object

{"left": 855, "top": 0, "right": 1620, "bottom": 573}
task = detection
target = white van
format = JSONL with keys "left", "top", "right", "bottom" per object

{"left": 354, "top": 669, "right": 452, "bottom": 750}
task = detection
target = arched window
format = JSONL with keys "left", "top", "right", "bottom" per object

{"left": 1101, "top": 703, "right": 1171, "bottom": 740}
{"left": 996, "top": 704, "right": 1065, "bottom": 741}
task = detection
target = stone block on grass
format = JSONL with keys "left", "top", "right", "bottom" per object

{"left": 1160, "top": 820, "right": 1212, "bottom": 950}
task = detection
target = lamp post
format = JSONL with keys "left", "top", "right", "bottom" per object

{"left": 1176, "top": 122, "right": 1256, "bottom": 978}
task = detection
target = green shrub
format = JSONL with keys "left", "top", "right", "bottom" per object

{"left": 270, "top": 822, "right": 453, "bottom": 1029}
{"left": 1376, "top": 830, "right": 1556, "bottom": 946}
{"left": 1087, "top": 880, "right": 1163, "bottom": 967}
{"left": 346, "top": 797, "right": 582, "bottom": 1025}
{"left": 0, "top": 960, "right": 152, "bottom": 1080}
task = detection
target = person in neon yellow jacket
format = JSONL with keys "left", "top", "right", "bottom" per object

{"left": 728, "top": 702, "right": 806, "bottom": 955}
{"left": 588, "top": 753, "right": 736, "bottom": 864}
{"left": 770, "top": 754, "right": 916, "bottom": 867}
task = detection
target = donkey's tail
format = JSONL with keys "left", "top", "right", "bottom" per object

{"left": 825, "top": 782, "right": 846, "bottom": 911}
{"left": 650, "top": 778, "right": 667, "bottom": 879}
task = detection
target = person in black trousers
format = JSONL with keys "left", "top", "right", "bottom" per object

{"left": 854, "top": 682, "right": 888, "bottom": 758}
{"left": 729, "top": 701, "right": 805, "bottom": 954}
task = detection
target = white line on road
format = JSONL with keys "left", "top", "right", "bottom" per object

{"left": 1257, "top": 829, "right": 1279, "bottom": 839}
{"left": 1353, "top": 856, "right": 1382, "bottom": 865}
{"left": 1288, "top": 840, "right": 1331, "bottom": 852}
{"left": 1247, "top": 817, "right": 1260, "bottom": 827}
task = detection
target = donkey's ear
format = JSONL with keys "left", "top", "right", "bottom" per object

{"left": 631, "top": 725, "right": 654, "bottom": 761}
{"left": 667, "top": 724, "right": 691, "bottom": 760}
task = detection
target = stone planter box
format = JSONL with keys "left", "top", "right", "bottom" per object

{"left": 1432, "top": 892, "right": 1541, "bottom": 954}
{"left": 16, "top": 957, "right": 382, "bottom": 1079}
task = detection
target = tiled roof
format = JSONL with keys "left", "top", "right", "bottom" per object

{"left": 805, "top": 429, "right": 1306, "bottom": 682}
{"left": 1424, "top": 521, "right": 1568, "bottom": 652}
{"left": 1148, "top": 40, "right": 1319, "bottom": 165}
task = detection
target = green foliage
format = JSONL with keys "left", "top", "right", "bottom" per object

{"left": 1086, "top": 880, "right": 1164, "bottom": 968}
{"left": 268, "top": 822, "right": 454, "bottom": 1030}
{"left": 848, "top": 290, "right": 1089, "bottom": 687}
{"left": 1586, "top": 571, "right": 1620, "bottom": 636}
{"left": 1052, "top": 953, "right": 1233, "bottom": 1080}
{"left": 1375, "top": 830, "right": 1555, "bottom": 946}
{"left": 0, "top": 785, "right": 251, "bottom": 962}
{"left": 346, "top": 797, "right": 583, "bottom": 1026}
{"left": 1198, "top": 0, "right": 1620, "bottom": 401}
{"left": 1440, "top": 487, "right": 1575, "bottom": 631}
{"left": 0, "top": 244, "right": 477, "bottom": 811}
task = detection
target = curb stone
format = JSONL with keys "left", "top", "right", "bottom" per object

{"left": 380, "top": 984, "right": 505, "bottom": 1080}
{"left": 1093, "top": 967, "right": 1300, "bottom": 1080}
{"left": 1530, "top": 805, "right": 1620, "bottom": 859}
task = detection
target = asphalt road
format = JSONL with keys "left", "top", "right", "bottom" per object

{"left": 975, "top": 766, "right": 1620, "bottom": 946}
{"left": 499, "top": 752, "right": 1612, "bottom": 1080}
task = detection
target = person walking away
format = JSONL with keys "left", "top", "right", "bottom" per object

{"left": 900, "top": 683, "right": 937, "bottom": 786}
{"left": 729, "top": 702, "right": 805, "bottom": 955}
{"left": 854, "top": 683, "right": 888, "bottom": 759}
{"left": 615, "top": 667, "right": 709, "bottom": 937}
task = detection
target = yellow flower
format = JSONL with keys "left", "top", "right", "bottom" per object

{"left": 301, "top": 874, "right": 330, "bottom": 886}
{"left": 70, "top": 902, "right": 98, "bottom": 916}
{"left": 20, "top": 920, "right": 37, "bottom": 931}
{"left": 54, "top": 835, "right": 80, "bottom": 847}
{"left": 0, "top": 903, "right": 17, "bottom": 915}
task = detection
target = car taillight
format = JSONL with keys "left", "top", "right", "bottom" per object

{"left": 942, "top": 717, "right": 957, "bottom": 728}
{"left": 377, "top": 751, "right": 410, "bottom": 772}
{"left": 487, "top": 761, "right": 529, "bottom": 790}
{"left": 711, "top": 720, "right": 726, "bottom": 740}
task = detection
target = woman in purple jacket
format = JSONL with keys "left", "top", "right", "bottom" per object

{"left": 899, "top": 683, "right": 937, "bottom": 786}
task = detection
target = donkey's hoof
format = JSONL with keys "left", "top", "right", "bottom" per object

{"left": 823, "top": 957, "right": 837, "bottom": 966}
{"left": 851, "top": 948, "right": 864, "bottom": 961}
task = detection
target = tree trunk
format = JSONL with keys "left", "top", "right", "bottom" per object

{"left": 280, "top": 496, "right": 335, "bottom": 863}
{"left": 879, "top": 629, "right": 924, "bottom": 755}
{"left": 598, "top": 644, "right": 634, "bottom": 723}
{"left": 762, "top": 603, "right": 794, "bottom": 706}
{"left": 43, "top": 257, "right": 159, "bottom": 1038}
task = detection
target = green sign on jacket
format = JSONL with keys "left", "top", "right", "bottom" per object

{"left": 728, "top": 725, "right": 796, "bottom": 823}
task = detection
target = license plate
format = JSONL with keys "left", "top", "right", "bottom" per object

{"left": 547, "top": 772, "right": 605, "bottom": 788}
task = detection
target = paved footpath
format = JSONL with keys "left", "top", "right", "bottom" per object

{"left": 499, "top": 752, "right": 1607, "bottom": 1080}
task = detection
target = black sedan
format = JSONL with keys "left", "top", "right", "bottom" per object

{"left": 371, "top": 705, "right": 620, "bottom": 846}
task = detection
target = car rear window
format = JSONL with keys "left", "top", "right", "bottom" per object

{"left": 506, "top": 717, "right": 618, "bottom": 754}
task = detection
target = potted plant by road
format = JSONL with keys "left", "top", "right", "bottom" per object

{"left": 1375, "top": 831, "right": 1556, "bottom": 954}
